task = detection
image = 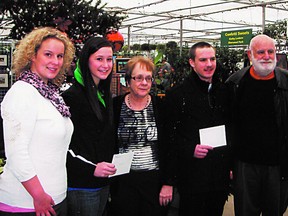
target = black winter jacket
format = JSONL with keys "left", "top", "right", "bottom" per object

{"left": 226, "top": 66, "right": 288, "bottom": 179}
{"left": 164, "top": 72, "right": 231, "bottom": 195}
{"left": 62, "top": 82, "right": 115, "bottom": 188}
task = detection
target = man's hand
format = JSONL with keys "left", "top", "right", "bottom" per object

{"left": 194, "top": 144, "right": 213, "bottom": 158}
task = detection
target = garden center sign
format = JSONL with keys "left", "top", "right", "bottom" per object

{"left": 221, "top": 29, "right": 252, "bottom": 46}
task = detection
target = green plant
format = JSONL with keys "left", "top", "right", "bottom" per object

{"left": 215, "top": 46, "right": 245, "bottom": 81}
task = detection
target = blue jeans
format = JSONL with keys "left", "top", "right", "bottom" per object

{"left": 67, "top": 186, "right": 109, "bottom": 216}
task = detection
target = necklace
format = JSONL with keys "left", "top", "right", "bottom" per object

{"left": 127, "top": 94, "right": 150, "bottom": 110}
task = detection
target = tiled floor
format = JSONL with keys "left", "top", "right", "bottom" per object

{"left": 222, "top": 195, "right": 235, "bottom": 216}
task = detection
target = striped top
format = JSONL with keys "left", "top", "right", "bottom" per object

{"left": 117, "top": 101, "right": 159, "bottom": 171}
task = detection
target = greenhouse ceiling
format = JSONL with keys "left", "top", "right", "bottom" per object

{"left": 102, "top": 0, "right": 288, "bottom": 45}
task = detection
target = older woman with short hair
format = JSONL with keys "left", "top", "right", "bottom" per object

{"left": 111, "top": 56, "right": 173, "bottom": 216}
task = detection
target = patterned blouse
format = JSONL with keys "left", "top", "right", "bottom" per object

{"left": 117, "top": 101, "right": 159, "bottom": 171}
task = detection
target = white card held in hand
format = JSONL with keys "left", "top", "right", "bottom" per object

{"left": 109, "top": 151, "right": 134, "bottom": 177}
{"left": 199, "top": 125, "right": 227, "bottom": 148}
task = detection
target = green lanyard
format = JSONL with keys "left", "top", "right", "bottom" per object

{"left": 97, "top": 90, "right": 106, "bottom": 108}
{"left": 74, "top": 60, "right": 84, "bottom": 86}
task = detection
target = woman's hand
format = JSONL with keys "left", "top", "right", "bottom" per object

{"left": 22, "top": 176, "right": 56, "bottom": 216}
{"left": 94, "top": 162, "right": 116, "bottom": 177}
{"left": 159, "top": 185, "right": 173, "bottom": 206}
{"left": 33, "top": 192, "right": 56, "bottom": 216}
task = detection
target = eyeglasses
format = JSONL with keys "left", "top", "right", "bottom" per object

{"left": 131, "top": 75, "right": 154, "bottom": 83}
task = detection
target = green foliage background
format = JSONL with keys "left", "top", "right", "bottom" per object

{"left": 0, "top": 0, "right": 126, "bottom": 47}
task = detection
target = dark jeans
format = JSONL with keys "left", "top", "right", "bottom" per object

{"left": 234, "top": 161, "right": 282, "bottom": 216}
{"left": 0, "top": 199, "right": 67, "bottom": 216}
{"left": 67, "top": 186, "right": 109, "bottom": 216}
{"left": 178, "top": 190, "right": 227, "bottom": 216}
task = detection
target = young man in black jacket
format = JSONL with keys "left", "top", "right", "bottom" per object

{"left": 164, "top": 42, "right": 231, "bottom": 216}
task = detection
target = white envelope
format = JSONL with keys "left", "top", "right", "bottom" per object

{"left": 109, "top": 151, "right": 134, "bottom": 177}
{"left": 199, "top": 125, "right": 226, "bottom": 148}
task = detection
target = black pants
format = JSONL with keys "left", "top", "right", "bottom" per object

{"left": 110, "top": 170, "right": 166, "bottom": 216}
{"left": 178, "top": 190, "right": 227, "bottom": 216}
{"left": 234, "top": 161, "right": 284, "bottom": 216}
{"left": 0, "top": 199, "right": 67, "bottom": 216}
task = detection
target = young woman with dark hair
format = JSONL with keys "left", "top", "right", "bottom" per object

{"left": 62, "top": 36, "right": 116, "bottom": 216}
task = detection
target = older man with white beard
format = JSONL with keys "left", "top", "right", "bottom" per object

{"left": 226, "top": 34, "right": 288, "bottom": 216}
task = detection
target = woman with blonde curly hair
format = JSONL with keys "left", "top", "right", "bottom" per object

{"left": 12, "top": 27, "right": 75, "bottom": 86}
{"left": 0, "top": 27, "right": 75, "bottom": 216}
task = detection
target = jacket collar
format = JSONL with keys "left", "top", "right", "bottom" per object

{"left": 186, "top": 71, "right": 213, "bottom": 93}
{"left": 275, "top": 67, "right": 288, "bottom": 90}
{"left": 227, "top": 66, "right": 288, "bottom": 90}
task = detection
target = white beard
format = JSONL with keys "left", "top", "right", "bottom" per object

{"left": 251, "top": 53, "right": 277, "bottom": 77}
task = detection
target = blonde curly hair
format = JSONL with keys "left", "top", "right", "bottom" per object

{"left": 12, "top": 27, "right": 75, "bottom": 86}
